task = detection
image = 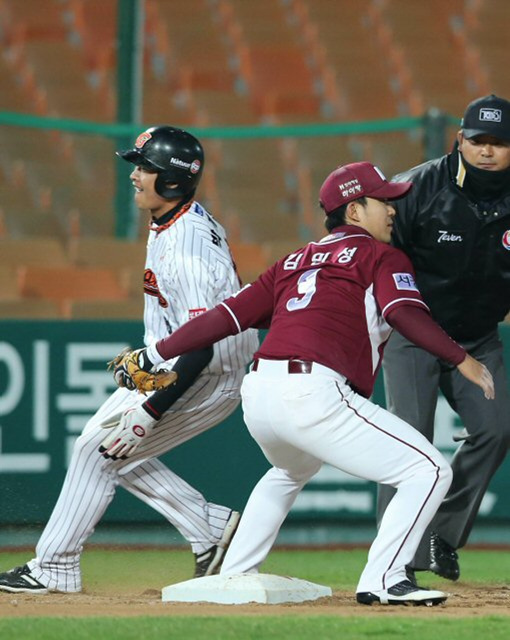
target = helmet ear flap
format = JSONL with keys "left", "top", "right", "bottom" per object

{"left": 155, "top": 171, "right": 193, "bottom": 199}
{"left": 155, "top": 172, "right": 175, "bottom": 199}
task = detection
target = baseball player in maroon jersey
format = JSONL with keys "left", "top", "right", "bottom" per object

{"left": 105, "top": 161, "right": 494, "bottom": 606}
{"left": 0, "top": 126, "right": 258, "bottom": 594}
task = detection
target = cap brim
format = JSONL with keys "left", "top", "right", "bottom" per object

{"left": 117, "top": 149, "right": 144, "bottom": 164}
{"left": 368, "top": 180, "right": 413, "bottom": 201}
{"left": 462, "top": 127, "right": 510, "bottom": 142}
{"left": 116, "top": 149, "right": 161, "bottom": 170}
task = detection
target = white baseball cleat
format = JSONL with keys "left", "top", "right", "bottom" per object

{"left": 356, "top": 579, "right": 448, "bottom": 606}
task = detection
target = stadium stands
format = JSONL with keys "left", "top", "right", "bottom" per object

{"left": 1, "top": 0, "right": 510, "bottom": 318}
{"left": 18, "top": 265, "right": 128, "bottom": 301}
{"left": 0, "top": 237, "right": 68, "bottom": 266}
{"left": 64, "top": 298, "right": 143, "bottom": 320}
{"left": 0, "top": 265, "right": 20, "bottom": 301}
{"left": 229, "top": 241, "right": 269, "bottom": 284}
{"left": 67, "top": 237, "right": 147, "bottom": 269}
{"left": 0, "top": 298, "right": 62, "bottom": 318}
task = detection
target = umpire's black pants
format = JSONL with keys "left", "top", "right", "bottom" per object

{"left": 378, "top": 328, "right": 510, "bottom": 570}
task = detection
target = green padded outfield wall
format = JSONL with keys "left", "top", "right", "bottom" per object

{"left": 1, "top": 321, "right": 510, "bottom": 526}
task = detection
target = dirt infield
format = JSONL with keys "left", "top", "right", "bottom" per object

{"left": 1, "top": 583, "right": 510, "bottom": 618}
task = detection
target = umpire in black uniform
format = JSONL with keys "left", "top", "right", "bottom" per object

{"left": 378, "top": 94, "right": 510, "bottom": 581}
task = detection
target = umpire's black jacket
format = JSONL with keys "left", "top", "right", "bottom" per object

{"left": 391, "top": 148, "right": 510, "bottom": 343}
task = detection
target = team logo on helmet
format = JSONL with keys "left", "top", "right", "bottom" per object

{"left": 135, "top": 131, "right": 152, "bottom": 148}
{"left": 190, "top": 159, "right": 201, "bottom": 174}
{"left": 502, "top": 230, "right": 510, "bottom": 250}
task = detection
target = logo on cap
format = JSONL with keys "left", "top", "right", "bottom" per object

{"left": 135, "top": 131, "right": 152, "bottom": 148}
{"left": 338, "top": 179, "right": 363, "bottom": 199}
{"left": 479, "top": 108, "right": 502, "bottom": 123}
{"left": 502, "top": 230, "right": 510, "bottom": 250}
{"left": 373, "top": 166, "right": 387, "bottom": 180}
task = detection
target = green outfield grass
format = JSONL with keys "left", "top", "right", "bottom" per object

{"left": 3, "top": 616, "right": 510, "bottom": 640}
{"left": 0, "top": 548, "right": 509, "bottom": 639}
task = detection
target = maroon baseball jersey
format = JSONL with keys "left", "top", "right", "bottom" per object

{"left": 221, "top": 225, "right": 428, "bottom": 397}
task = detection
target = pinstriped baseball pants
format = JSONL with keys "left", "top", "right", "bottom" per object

{"left": 27, "top": 370, "right": 244, "bottom": 592}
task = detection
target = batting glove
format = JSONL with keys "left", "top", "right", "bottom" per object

{"left": 98, "top": 404, "right": 160, "bottom": 460}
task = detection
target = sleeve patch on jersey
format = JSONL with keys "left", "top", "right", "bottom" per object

{"left": 189, "top": 308, "right": 207, "bottom": 319}
{"left": 393, "top": 273, "right": 418, "bottom": 291}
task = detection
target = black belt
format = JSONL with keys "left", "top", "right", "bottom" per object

{"left": 252, "top": 358, "right": 313, "bottom": 374}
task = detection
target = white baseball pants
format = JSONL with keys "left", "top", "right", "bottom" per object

{"left": 221, "top": 359, "right": 452, "bottom": 594}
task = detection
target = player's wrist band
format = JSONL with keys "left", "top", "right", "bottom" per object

{"left": 146, "top": 342, "right": 165, "bottom": 367}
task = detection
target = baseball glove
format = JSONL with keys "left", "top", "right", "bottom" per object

{"left": 108, "top": 347, "right": 177, "bottom": 395}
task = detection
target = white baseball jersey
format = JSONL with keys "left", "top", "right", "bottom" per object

{"left": 25, "top": 200, "right": 258, "bottom": 592}
{"left": 143, "top": 200, "right": 258, "bottom": 374}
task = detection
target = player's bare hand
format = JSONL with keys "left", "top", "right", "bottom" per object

{"left": 457, "top": 354, "right": 495, "bottom": 400}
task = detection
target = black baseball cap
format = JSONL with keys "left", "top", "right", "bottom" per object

{"left": 461, "top": 94, "right": 510, "bottom": 141}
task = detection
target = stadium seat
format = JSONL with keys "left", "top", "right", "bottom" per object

{"left": 0, "top": 265, "right": 21, "bottom": 301}
{"left": 229, "top": 242, "right": 269, "bottom": 284}
{"left": 215, "top": 138, "right": 298, "bottom": 243}
{"left": 0, "top": 298, "right": 62, "bottom": 319}
{"left": 67, "top": 237, "right": 147, "bottom": 269}
{"left": 18, "top": 266, "right": 129, "bottom": 303}
{"left": 64, "top": 297, "right": 144, "bottom": 320}
{"left": 380, "top": 0, "right": 471, "bottom": 114}
{"left": 466, "top": 1, "right": 510, "bottom": 97}
{"left": 262, "top": 239, "right": 309, "bottom": 266}
{"left": 0, "top": 237, "right": 68, "bottom": 267}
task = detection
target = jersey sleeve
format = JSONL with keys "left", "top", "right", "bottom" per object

{"left": 374, "top": 247, "right": 429, "bottom": 318}
{"left": 386, "top": 305, "right": 466, "bottom": 365}
{"left": 148, "top": 266, "right": 276, "bottom": 366}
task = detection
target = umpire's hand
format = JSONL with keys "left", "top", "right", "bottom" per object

{"left": 457, "top": 354, "right": 495, "bottom": 400}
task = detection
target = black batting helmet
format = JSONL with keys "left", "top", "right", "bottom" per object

{"left": 117, "top": 126, "right": 204, "bottom": 199}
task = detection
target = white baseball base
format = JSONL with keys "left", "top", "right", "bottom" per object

{"left": 161, "top": 573, "right": 332, "bottom": 605}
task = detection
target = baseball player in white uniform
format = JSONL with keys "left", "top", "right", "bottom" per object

{"left": 0, "top": 126, "right": 258, "bottom": 594}
{"left": 109, "top": 162, "right": 494, "bottom": 606}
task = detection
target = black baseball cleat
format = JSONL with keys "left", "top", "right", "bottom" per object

{"left": 193, "top": 510, "right": 241, "bottom": 578}
{"left": 0, "top": 565, "right": 48, "bottom": 594}
{"left": 356, "top": 579, "right": 448, "bottom": 606}
{"left": 429, "top": 532, "right": 460, "bottom": 581}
